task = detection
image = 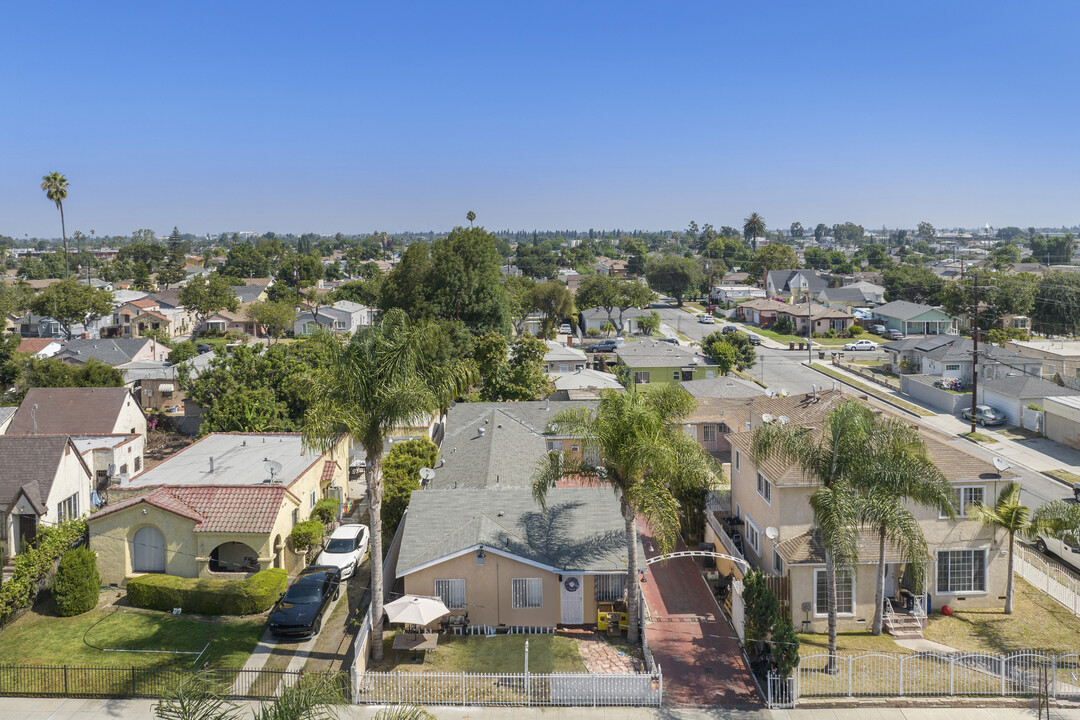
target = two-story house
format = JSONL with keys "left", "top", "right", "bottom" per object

{"left": 293, "top": 300, "right": 375, "bottom": 336}
{"left": 764, "top": 270, "right": 829, "bottom": 301}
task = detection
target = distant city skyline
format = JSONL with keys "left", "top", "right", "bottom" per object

{"left": 3, "top": 2, "right": 1078, "bottom": 237}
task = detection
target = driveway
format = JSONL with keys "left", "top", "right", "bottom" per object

{"left": 637, "top": 523, "right": 760, "bottom": 708}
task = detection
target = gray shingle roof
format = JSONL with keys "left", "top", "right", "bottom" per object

{"left": 56, "top": 338, "right": 153, "bottom": 366}
{"left": 615, "top": 340, "right": 712, "bottom": 368}
{"left": 873, "top": 300, "right": 951, "bottom": 321}
{"left": 767, "top": 270, "right": 829, "bottom": 294}
{"left": 397, "top": 487, "right": 639, "bottom": 575}
{"left": 980, "top": 375, "right": 1075, "bottom": 400}
{"left": 679, "top": 376, "right": 766, "bottom": 399}
{"left": 8, "top": 387, "right": 137, "bottom": 436}
{"left": 0, "top": 435, "right": 85, "bottom": 509}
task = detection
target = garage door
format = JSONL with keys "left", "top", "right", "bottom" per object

{"left": 980, "top": 389, "right": 1020, "bottom": 426}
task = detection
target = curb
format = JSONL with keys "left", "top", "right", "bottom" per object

{"left": 804, "top": 362, "right": 924, "bottom": 419}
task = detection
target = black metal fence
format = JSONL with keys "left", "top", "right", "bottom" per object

{"left": 0, "top": 665, "right": 343, "bottom": 700}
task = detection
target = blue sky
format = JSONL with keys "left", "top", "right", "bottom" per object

{"left": 2, "top": 2, "right": 1078, "bottom": 237}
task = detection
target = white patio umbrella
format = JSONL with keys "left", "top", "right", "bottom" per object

{"left": 383, "top": 594, "right": 451, "bottom": 626}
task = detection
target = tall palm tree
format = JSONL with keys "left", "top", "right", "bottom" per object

{"left": 750, "top": 399, "right": 873, "bottom": 668}
{"left": 743, "top": 212, "right": 765, "bottom": 251}
{"left": 41, "top": 172, "right": 70, "bottom": 279}
{"left": 849, "top": 418, "right": 956, "bottom": 635}
{"left": 466, "top": 210, "right": 476, "bottom": 228}
{"left": 967, "top": 482, "right": 1034, "bottom": 614}
{"left": 302, "top": 310, "right": 475, "bottom": 660}
{"left": 532, "top": 385, "right": 720, "bottom": 643}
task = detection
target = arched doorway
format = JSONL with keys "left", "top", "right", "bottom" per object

{"left": 273, "top": 535, "right": 283, "bottom": 569}
{"left": 209, "top": 541, "right": 260, "bottom": 573}
{"left": 132, "top": 526, "right": 166, "bottom": 573}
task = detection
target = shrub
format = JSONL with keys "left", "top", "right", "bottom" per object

{"left": 847, "top": 325, "right": 864, "bottom": 337}
{"left": 380, "top": 439, "right": 440, "bottom": 542}
{"left": 0, "top": 519, "right": 85, "bottom": 625}
{"left": 290, "top": 520, "right": 325, "bottom": 561}
{"left": 53, "top": 546, "right": 100, "bottom": 616}
{"left": 772, "top": 317, "right": 795, "bottom": 336}
{"left": 742, "top": 568, "right": 779, "bottom": 659}
{"left": 771, "top": 616, "right": 801, "bottom": 680}
{"left": 311, "top": 498, "right": 340, "bottom": 525}
{"left": 127, "top": 568, "right": 287, "bottom": 615}
{"left": 586, "top": 328, "right": 601, "bottom": 338}
{"left": 1027, "top": 403, "right": 1043, "bottom": 411}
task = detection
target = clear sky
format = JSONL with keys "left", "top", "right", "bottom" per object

{"left": 3, "top": 1, "right": 1078, "bottom": 238}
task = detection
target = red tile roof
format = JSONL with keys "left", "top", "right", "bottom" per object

{"left": 320, "top": 461, "right": 339, "bottom": 482}
{"left": 16, "top": 338, "right": 59, "bottom": 355}
{"left": 88, "top": 485, "right": 290, "bottom": 534}
{"left": 129, "top": 299, "right": 159, "bottom": 308}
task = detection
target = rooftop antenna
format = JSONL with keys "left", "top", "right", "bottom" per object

{"left": 263, "top": 458, "right": 283, "bottom": 483}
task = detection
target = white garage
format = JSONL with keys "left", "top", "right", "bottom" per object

{"left": 978, "top": 376, "right": 1076, "bottom": 427}
{"left": 1045, "top": 396, "right": 1080, "bottom": 451}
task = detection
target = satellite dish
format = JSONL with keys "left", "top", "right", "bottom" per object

{"left": 992, "top": 457, "right": 1011, "bottom": 473}
{"left": 419, "top": 468, "right": 436, "bottom": 482}
{"left": 761, "top": 413, "right": 774, "bottom": 424}
{"left": 765, "top": 388, "right": 776, "bottom": 397}
{"left": 107, "top": 463, "right": 117, "bottom": 478}
{"left": 778, "top": 415, "right": 790, "bottom": 425}
{"left": 765, "top": 527, "right": 780, "bottom": 541}
{"left": 263, "top": 458, "right": 284, "bottom": 482}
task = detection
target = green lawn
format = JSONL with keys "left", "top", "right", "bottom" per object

{"left": 810, "top": 363, "right": 935, "bottom": 417}
{"left": 751, "top": 327, "right": 808, "bottom": 345}
{"left": 797, "top": 631, "right": 905, "bottom": 657}
{"left": 1047, "top": 469, "right": 1080, "bottom": 484}
{"left": 923, "top": 577, "right": 1080, "bottom": 654}
{"left": 369, "top": 631, "right": 586, "bottom": 674}
{"left": 0, "top": 600, "right": 264, "bottom": 669}
{"left": 996, "top": 427, "right": 1042, "bottom": 441}
{"left": 960, "top": 431, "right": 999, "bottom": 444}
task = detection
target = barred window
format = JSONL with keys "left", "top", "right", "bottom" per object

{"left": 634, "top": 371, "right": 650, "bottom": 384}
{"left": 815, "top": 568, "right": 854, "bottom": 616}
{"left": 594, "top": 574, "right": 626, "bottom": 602}
{"left": 434, "top": 579, "right": 466, "bottom": 609}
{"left": 512, "top": 578, "right": 543, "bottom": 609}
{"left": 937, "top": 549, "right": 986, "bottom": 593}
{"left": 57, "top": 493, "right": 79, "bottom": 523}
{"left": 703, "top": 425, "right": 717, "bottom": 444}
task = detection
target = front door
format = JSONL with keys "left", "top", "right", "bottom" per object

{"left": 884, "top": 564, "right": 896, "bottom": 599}
{"left": 560, "top": 575, "right": 584, "bottom": 625}
{"left": 18, "top": 515, "right": 37, "bottom": 551}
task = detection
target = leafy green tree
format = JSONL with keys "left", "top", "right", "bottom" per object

{"left": 23, "top": 358, "right": 123, "bottom": 390}
{"left": 330, "top": 278, "right": 381, "bottom": 308}
{"left": 751, "top": 399, "right": 874, "bottom": 669}
{"left": 381, "top": 438, "right": 440, "bottom": 542}
{"left": 1033, "top": 270, "right": 1080, "bottom": 336}
{"left": 532, "top": 385, "right": 719, "bottom": 643}
{"left": 967, "top": 482, "right": 1034, "bottom": 614}
{"left": 40, "top": 172, "right": 70, "bottom": 279}
{"left": 771, "top": 617, "right": 801, "bottom": 680}
{"left": 742, "top": 567, "right": 779, "bottom": 659}
{"left": 221, "top": 242, "right": 269, "bottom": 279}
{"left": 789, "top": 222, "right": 804, "bottom": 239}
{"left": 990, "top": 244, "right": 1021, "bottom": 270}
{"left": 638, "top": 311, "right": 661, "bottom": 336}
{"left": 515, "top": 244, "right": 558, "bottom": 279}
{"left": 942, "top": 270, "right": 1036, "bottom": 329}
{"left": 503, "top": 275, "right": 537, "bottom": 334}
{"left": 645, "top": 255, "right": 704, "bottom": 306}
{"left": 179, "top": 274, "right": 240, "bottom": 335}
{"left": 743, "top": 212, "right": 766, "bottom": 250}
{"left": 701, "top": 331, "right": 756, "bottom": 371}
{"left": 156, "top": 258, "right": 186, "bottom": 289}
{"left": 301, "top": 310, "right": 475, "bottom": 661}
{"left": 53, "top": 547, "right": 99, "bottom": 616}
{"left": 917, "top": 222, "right": 936, "bottom": 242}
{"left": 473, "top": 332, "right": 551, "bottom": 401}
{"left": 530, "top": 281, "right": 575, "bottom": 338}
{"left": 428, "top": 226, "right": 511, "bottom": 335}
{"left": 168, "top": 341, "right": 199, "bottom": 365}
{"left": 275, "top": 253, "right": 324, "bottom": 300}
{"left": 882, "top": 264, "right": 945, "bottom": 304}
{"left": 29, "top": 278, "right": 113, "bottom": 339}
{"left": 245, "top": 301, "right": 297, "bottom": 344}
{"left": 813, "top": 223, "right": 828, "bottom": 243}
{"left": 575, "top": 275, "right": 655, "bottom": 336}
{"left": 749, "top": 244, "right": 798, "bottom": 279}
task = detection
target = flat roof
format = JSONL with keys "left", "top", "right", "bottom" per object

{"left": 122, "top": 433, "right": 323, "bottom": 488}
{"left": 71, "top": 434, "right": 139, "bottom": 454}
{"left": 1009, "top": 339, "right": 1080, "bottom": 357}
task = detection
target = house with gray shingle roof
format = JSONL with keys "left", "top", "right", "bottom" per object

{"left": 615, "top": 340, "right": 717, "bottom": 388}
{"left": 397, "top": 487, "right": 641, "bottom": 629}
{"left": 872, "top": 300, "right": 957, "bottom": 336}
{"left": 883, "top": 335, "right": 1042, "bottom": 385}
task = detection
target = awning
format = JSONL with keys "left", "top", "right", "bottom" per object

{"left": 158, "top": 383, "right": 175, "bottom": 393}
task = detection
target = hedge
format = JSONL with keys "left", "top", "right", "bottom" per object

{"left": 126, "top": 568, "right": 288, "bottom": 616}
{"left": 53, "top": 546, "right": 100, "bottom": 616}
{"left": 0, "top": 519, "right": 86, "bottom": 625}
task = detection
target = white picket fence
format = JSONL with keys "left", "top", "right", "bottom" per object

{"left": 1014, "top": 544, "right": 1080, "bottom": 617}
{"left": 768, "top": 651, "right": 1080, "bottom": 707}
{"left": 355, "top": 669, "right": 662, "bottom": 706}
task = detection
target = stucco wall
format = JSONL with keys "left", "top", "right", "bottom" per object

{"left": 115, "top": 393, "right": 148, "bottom": 438}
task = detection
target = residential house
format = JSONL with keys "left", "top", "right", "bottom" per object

{"left": 16, "top": 338, "right": 63, "bottom": 358}
{"left": 543, "top": 341, "right": 587, "bottom": 374}
{"left": 1004, "top": 339, "right": 1080, "bottom": 384}
{"left": 200, "top": 309, "right": 254, "bottom": 335}
{"left": 233, "top": 279, "right": 273, "bottom": 305}
{"left": 1044, "top": 396, "right": 1080, "bottom": 450}
{"left": 293, "top": 300, "right": 375, "bottom": 336}
{"left": 734, "top": 299, "right": 784, "bottom": 328}
{"left": 872, "top": 301, "right": 957, "bottom": 336}
{"left": 764, "top": 270, "right": 829, "bottom": 301}
{"left": 396, "top": 487, "right": 640, "bottom": 630}
{"left": 976, "top": 375, "right": 1075, "bottom": 427}
{"left": 123, "top": 353, "right": 214, "bottom": 413}
{"left": 883, "top": 336, "right": 1042, "bottom": 384}
{"left": 679, "top": 376, "right": 766, "bottom": 400}
{"left": 89, "top": 432, "right": 350, "bottom": 586}
{"left": 594, "top": 259, "right": 628, "bottom": 277}
{"left": 710, "top": 286, "right": 766, "bottom": 305}
{"left": 70, "top": 434, "right": 144, "bottom": 488}
{"left": 55, "top": 338, "right": 169, "bottom": 367}
{"left": 684, "top": 398, "right": 755, "bottom": 455}
{"left": 615, "top": 340, "right": 717, "bottom": 388}
{"left": 816, "top": 281, "right": 885, "bottom": 309}
{"left": 721, "top": 272, "right": 751, "bottom": 286}
{"left": 722, "top": 395, "right": 1015, "bottom": 632}
{"left": 0, "top": 435, "right": 94, "bottom": 562}
{"left": 550, "top": 369, "right": 623, "bottom": 400}
{"left": 774, "top": 303, "right": 855, "bottom": 335}
{"left": 580, "top": 308, "right": 654, "bottom": 335}
{"left": 7, "top": 387, "right": 147, "bottom": 439}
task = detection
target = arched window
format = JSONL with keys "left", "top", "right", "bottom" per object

{"left": 132, "top": 526, "right": 166, "bottom": 573}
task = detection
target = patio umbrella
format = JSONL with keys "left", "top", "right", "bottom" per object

{"left": 384, "top": 594, "right": 451, "bottom": 626}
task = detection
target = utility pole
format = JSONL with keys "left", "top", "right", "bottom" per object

{"left": 969, "top": 271, "right": 981, "bottom": 435}
{"left": 807, "top": 294, "right": 813, "bottom": 365}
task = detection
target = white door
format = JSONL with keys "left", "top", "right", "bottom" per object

{"left": 884, "top": 565, "right": 896, "bottom": 598}
{"left": 132, "top": 525, "right": 166, "bottom": 572}
{"left": 560, "top": 575, "right": 584, "bottom": 625}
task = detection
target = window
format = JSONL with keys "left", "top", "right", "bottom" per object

{"left": 945, "top": 364, "right": 961, "bottom": 371}
{"left": 120, "top": 464, "right": 128, "bottom": 475}
{"left": 634, "top": 371, "right": 650, "bottom": 384}
{"left": 309, "top": 490, "right": 317, "bottom": 509}
{"left": 937, "top": 549, "right": 987, "bottom": 593}
{"left": 546, "top": 441, "right": 560, "bottom": 452}
{"left": 703, "top": 425, "right": 717, "bottom": 444}
{"left": 734, "top": 450, "right": 741, "bottom": 472}
{"left": 772, "top": 550, "right": 784, "bottom": 575}
{"left": 434, "top": 579, "right": 466, "bottom": 609}
{"left": 560, "top": 364, "right": 569, "bottom": 373}
{"left": 756, "top": 472, "right": 772, "bottom": 504}
{"left": 942, "top": 485, "right": 985, "bottom": 519}
{"left": 705, "top": 370, "right": 715, "bottom": 379}
{"left": 815, "top": 568, "right": 854, "bottom": 616}
{"left": 744, "top": 514, "right": 761, "bottom": 555}
{"left": 574, "top": 364, "right": 584, "bottom": 371}
{"left": 570, "top": 445, "right": 579, "bottom": 453}
{"left": 134, "top": 457, "right": 141, "bottom": 472}
{"left": 595, "top": 574, "right": 626, "bottom": 602}
{"left": 672, "top": 370, "right": 680, "bottom": 381}
{"left": 512, "top": 578, "right": 543, "bottom": 609}
{"left": 57, "top": 493, "right": 79, "bottom": 522}
{"left": 161, "top": 389, "right": 173, "bottom": 398}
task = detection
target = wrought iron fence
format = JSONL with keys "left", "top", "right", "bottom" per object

{"left": 1015, "top": 545, "right": 1080, "bottom": 618}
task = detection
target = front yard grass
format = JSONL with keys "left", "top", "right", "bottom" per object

{"left": 923, "top": 577, "right": 1080, "bottom": 654}
{"left": 797, "top": 631, "right": 904, "bottom": 657}
{"left": 751, "top": 327, "right": 808, "bottom": 345}
{"left": 0, "top": 597, "right": 264, "bottom": 669}
{"left": 810, "top": 363, "right": 936, "bottom": 417}
{"left": 1047, "top": 469, "right": 1080, "bottom": 484}
{"left": 368, "top": 631, "right": 586, "bottom": 674}
{"left": 960, "top": 431, "right": 999, "bottom": 444}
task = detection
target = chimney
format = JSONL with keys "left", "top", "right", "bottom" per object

{"left": 812, "top": 384, "right": 818, "bottom": 402}
{"left": 209, "top": 457, "right": 215, "bottom": 474}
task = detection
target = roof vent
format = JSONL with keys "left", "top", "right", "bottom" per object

{"left": 208, "top": 457, "right": 214, "bottom": 474}
{"left": 478, "top": 426, "right": 485, "bottom": 438}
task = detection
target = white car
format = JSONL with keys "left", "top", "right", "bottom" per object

{"left": 844, "top": 339, "right": 879, "bottom": 351}
{"left": 315, "top": 524, "right": 369, "bottom": 580}
{"left": 559, "top": 323, "right": 573, "bottom": 334}
{"left": 697, "top": 315, "right": 715, "bottom": 324}
{"left": 1035, "top": 530, "right": 1080, "bottom": 574}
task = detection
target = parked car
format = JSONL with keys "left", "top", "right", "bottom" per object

{"left": 587, "top": 338, "right": 624, "bottom": 353}
{"left": 196, "top": 343, "right": 212, "bottom": 354}
{"left": 844, "top": 339, "right": 879, "bottom": 351}
{"left": 559, "top": 323, "right": 573, "bottom": 335}
{"left": 722, "top": 325, "right": 738, "bottom": 334}
{"left": 697, "top": 315, "right": 715, "bottom": 324}
{"left": 870, "top": 324, "right": 887, "bottom": 335}
{"left": 315, "top": 524, "right": 369, "bottom": 580}
{"left": 268, "top": 565, "right": 341, "bottom": 637}
{"left": 656, "top": 337, "right": 679, "bottom": 345}
{"left": 960, "top": 404, "right": 1007, "bottom": 426}
{"left": 887, "top": 329, "right": 905, "bottom": 340}
{"left": 1035, "top": 506, "right": 1080, "bottom": 573}
{"left": 706, "top": 304, "right": 718, "bottom": 313}
{"left": 746, "top": 335, "right": 761, "bottom": 346}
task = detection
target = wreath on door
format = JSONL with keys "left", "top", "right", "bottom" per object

{"left": 563, "top": 576, "right": 580, "bottom": 592}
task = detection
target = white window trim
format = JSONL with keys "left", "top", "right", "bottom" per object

{"left": 434, "top": 578, "right": 466, "bottom": 609}
{"left": 512, "top": 577, "right": 543, "bottom": 609}
{"left": 309, "top": 490, "right": 317, "bottom": 509}
{"left": 756, "top": 472, "right": 772, "bottom": 505}
{"left": 935, "top": 548, "right": 989, "bottom": 596}
{"left": 744, "top": 514, "right": 761, "bottom": 556}
{"left": 634, "top": 371, "right": 651, "bottom": 384}
{"left": 941, "top": 484, "right": 986, "bottom": 519}
{"left": 672, "top": 370, "right": 680, "bottom": 381}
{"left": 814, "top": 567, "right": 855, "bottom": 617}
{"left": 734, "top": 450, "right": 740, "bottom": 472}
{"left": 772, "top": 549, "right": 784, "bottom": 575}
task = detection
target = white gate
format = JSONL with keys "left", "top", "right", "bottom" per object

{"left": 731, "top": 577, "right": 745, "bottom": 643}
{"left": 560, "top": 575, "right": 584, "bottom": 625}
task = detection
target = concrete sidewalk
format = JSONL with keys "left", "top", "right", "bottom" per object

{"left": 10, "top": 697, "right": 1080, "bottom": 719}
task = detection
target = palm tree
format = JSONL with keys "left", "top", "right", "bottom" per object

{"left": 750, "top": 399, "right": 873, "bottom": 668}
{"left": 155, "top": 669, "right": 345, "bottom": 720}
{"left": 743, "top": 212, "right": 766, "bottom": 251}
{"left": 41, "top": 172, "right": 70, "bottom": 279}
{"left": 466, "top": 210, "right": 476, "bottom": 228}
{"left": 301, "top": 310, "right": 474, "bottom": 661}
{"left": 967, "top": 482, "right": 1034, "bottom": 614}
{"left": 849, "top": 418, "right": 956, "bottom": 635}
{"left": 532, "top": 385, "right": 720, "bottom": 643}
